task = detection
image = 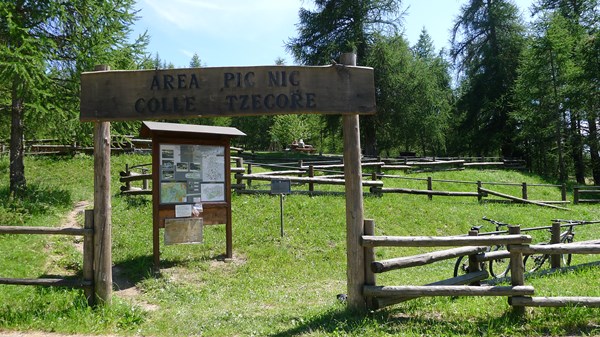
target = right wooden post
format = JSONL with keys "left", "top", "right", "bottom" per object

{"left": 508, "top": 225, "right": 525, "bottom": 315}
{"left": 341, "top": 52, "right": 366, "bottom": 311}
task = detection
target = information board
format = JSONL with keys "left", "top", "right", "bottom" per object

{"left": 159, "top": 144, "right": 226, "bottom": 204}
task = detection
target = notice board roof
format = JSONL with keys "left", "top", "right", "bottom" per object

{"left": 140, "top": 121, "right": 246, "bottom": 138}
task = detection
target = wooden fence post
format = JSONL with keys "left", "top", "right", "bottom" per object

{"left": 341, "top": 52, "right": 366, "bottom": 312}
{"left": 561, "top": 184, "right": 567, "bottom": 201}
{"left": 427, "top": 177, "right": 433, "bottom": 201}
{"left": 309, "top": 165, "right": 315, "bottom": 192}
{"left": 508, "top": 225, "right": 525, "bottom": 316}
{"left": 550, "top": 221, "right": 561, "bottom": 269}
{"left": 468, "top": 229, "right": 482, "bottom": 286}
{"left": 236, "top": 157, "right": 244, "bottom": 189}
{"left": 364, "top": 219, "right": 376, "bottom": 310}
{"left": 574, "top": 187, "right": 579, "bottom": 204}
{"left": 521, "top": 182, "right": 528, "bottom": 200}
{"left": 124, "top": 164, "right": 131, "bottom": 192}
{"left": 247, "top": 163, "right": 252, "bottom": 187}
{"left": 93, "top": 65, "right": 113, "bottom": 305}
{"left": 477, "top": 181, "right": 482, "bottom": 202}
{"left": 83, "top": 209, "right": 95, "bottom": 306}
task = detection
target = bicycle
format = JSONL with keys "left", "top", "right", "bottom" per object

{"left": 522, "top": 220, "right": 577, "bottom": 272}
{"left": 453, "top": 217, "right": 512, "bottom": 279}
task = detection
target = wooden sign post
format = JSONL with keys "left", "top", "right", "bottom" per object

{"left": 81, "top": 58, "right": 375, "bottom": 310}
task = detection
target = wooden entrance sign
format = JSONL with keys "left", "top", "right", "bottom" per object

{"left": 80, "top": 65, "right": 375, "bottom": 121}
{"left": 140, "top": 121, "right": 245, "bottom": 267}
{"left": 81, "top": 60, "right": 375, "bottom": 310}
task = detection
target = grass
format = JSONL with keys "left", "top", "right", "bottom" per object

{"left": 0, "top": 153, "right": 599, "bottom": 336}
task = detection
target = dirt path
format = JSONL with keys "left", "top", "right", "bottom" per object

{"left": 0, "top": 201, "right": 155, "bottom": 337}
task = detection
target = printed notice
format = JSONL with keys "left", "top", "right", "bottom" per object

{"left": 175, "top": 204, "right": 193, "bottom": 218}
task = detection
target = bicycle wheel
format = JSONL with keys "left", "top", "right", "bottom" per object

{"left": 561, "top": 236, "right": 573, "bottom": 266}
{"left": 453, "top": 255, "right": 485, "bottom": 277}
{"left": 523, "top": 253, "right": 547, "bottom": 273}
{"left": 489, "top": 246, "right": 510, "bottom": 278}
{"left": 453, "top": 256, "right": 468, "bottom": 277}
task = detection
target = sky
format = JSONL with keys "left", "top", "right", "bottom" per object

{"left": 132, "top": 0, "right": 536, "bottom": 68}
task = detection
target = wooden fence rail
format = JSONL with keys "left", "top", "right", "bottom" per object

{"left": 0, "top": 209, "right": 95, "bottom": 306}
{"left": 360, "top": 220, "right": 600, "bottom": 314}
{"left": 574, "top": 186, "right": 600, "bottom": 204}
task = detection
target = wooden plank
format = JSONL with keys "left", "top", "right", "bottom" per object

{"left": 380, "top": 188, "right": 479, "bottom": 197}
{"left": 0, "top": 226, "right": 89, "bottom": 236}
{"left": 475, "top": 249, "right": 511, "bottom": 262}
{"left": 80, "top": 65, "right": 376, "bottom": 121}
{"left": 361, "top": 234, "right": 532, "bottom": 247}
{"left": 303, "top": 162, "right": 385, "bottom": 169}
{"left": 364, "top": 285, "right": 534, "bottom": 297}
{"left": 119, "top": 173, "right": 152, "bottom": 182}
{"left": 0, "top": 277, "right": 92, "bottom": 288}
{"left": 509, "top": 243, "right": 600, "bottom": 255}
{"left": 479, "top": 187, "right": 570, "bottom": 211}
{"left": 511, "top": 296, "right": 600, "bottom": 307}
{"left": 238, "top": 174, "right": 383, "bottom": 187}
{"left": 252, "top": 170, "right": 306, "bottom": 176}
{"left": 407, "top": 160, "right": 465, "bottom": 166}
{"left": 371, "top": 270, "right": 489, "bottom": 309}
{"left": 371, "top": 246, "right": 488, "bottom": 273}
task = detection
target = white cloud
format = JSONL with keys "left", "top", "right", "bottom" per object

{"left": 142, "top": 0, "right": 301, "bottom": 39}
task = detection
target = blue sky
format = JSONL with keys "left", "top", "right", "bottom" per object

{"left": 132, "top": 0, "right": 535, "bottom": 68}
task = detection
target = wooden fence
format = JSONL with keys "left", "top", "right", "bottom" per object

{"left": 372, "top": 174, "right": 568, "bottom": 207}
{"left": 120, "top": 163, "right": 152, "bottom": 195}
{"left": 574, "top": 186, "right": 600, "bottom": 204}
{"left": 231, "top": 157, "right": 383, "bottom": 195}
{"left": 360, "top": 220, "right": 600, "bottom": 312}
{"left": 0, "top": 210, "right": 96, "bottom": 306}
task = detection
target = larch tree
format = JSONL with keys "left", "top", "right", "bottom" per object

{"left": 450, "top": 0, "right": 526, "bottom": 158}
{"left": 0, "top": 0, "right": 148, "bottom": 197}
{"left": 286, "top": 0, "right": 403, "bottom": 156}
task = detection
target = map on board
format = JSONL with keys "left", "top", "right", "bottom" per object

{"left": 159, "top": 143, "right": 226, "bottom": 205}
{"left": 160, "top": 182, "right": 187, "bottom": 204}
{"left": 201, "top": 183, "right": 225, "bottom": 202}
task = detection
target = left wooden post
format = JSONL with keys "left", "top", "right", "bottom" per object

{"left": 93, "top": 64, "right": 112, "bottom": 305}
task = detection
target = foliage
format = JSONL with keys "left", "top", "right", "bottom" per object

{"left": 512, "top": 0, "right": 600, "bottom": 182}
{"left": 365, "top": 32, "right": 452, "bottom": 157}
{"left": 286, "top": 0, "right": 404, "bottom": 156}
{"left": 269, "top": 114, "right": 321, "bottom": 150}
{"left": 450, "top": 0, "right": 526, "bottom": 157}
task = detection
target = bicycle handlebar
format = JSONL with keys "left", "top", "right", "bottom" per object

{"left": 552, "top": 219, "right": 600, "bottom": 225}
{"left": 481, "top": 216, "right": 511, "bottom": 228}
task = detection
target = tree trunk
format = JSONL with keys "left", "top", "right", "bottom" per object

{"left": 588, "top": 114, "right": 600, "bottom": 185}
{"left": 361, "top": 115, "right": 378, "bottom": 157}
{"left": 10, "top": 83, "right": 26, "bottom": 197}
{"left": 571, "top": 115, "right": 586, "bottom": 184}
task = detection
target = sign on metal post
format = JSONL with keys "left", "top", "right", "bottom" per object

{"left": 271, "top": 179, "right": 291, "bottom": 237}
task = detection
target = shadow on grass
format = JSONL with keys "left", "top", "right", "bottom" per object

{"left": 0, "top": 184, "right": 72, "bottom": 213}
{"left": 269, "top": 301, "right": 599, "bottom": 336}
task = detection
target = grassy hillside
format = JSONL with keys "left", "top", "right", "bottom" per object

{"left": 1, "top": 153, "right": 599, "bottom": 336}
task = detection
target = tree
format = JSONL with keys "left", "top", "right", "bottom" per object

{"left": 365, "top": 32, "right": 452, "bottom": 157}
{"left": 190, "top": 53, "right": 203, "bottom": 68}
{"left": 286, "top": 0, "right": 403, "bottom": 156}
{"left": 450, "top": 0, "right": 526, "bottom": 157}
{"left": 513, "top": 0, "right": 599, "bottom": 182}
{"left": 0, "top": 0, "right": 148, "bottom": 197}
